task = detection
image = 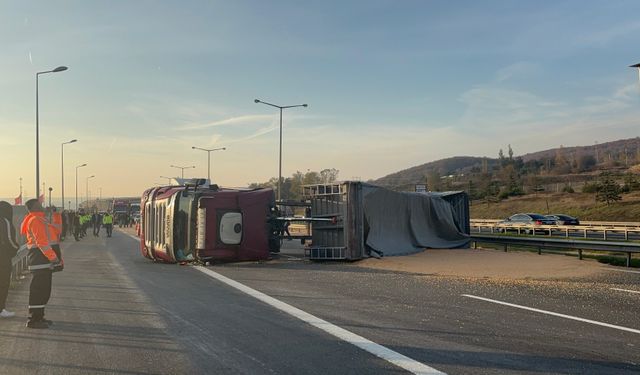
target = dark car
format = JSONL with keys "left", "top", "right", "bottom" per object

{"left": 500, "top": 213, "right": 557, "bottom": 226}
{"left": 545, "top": 214, "right": 580, "bottom": 226}
{"left": 497, "top": 213, "right": 556, "bottom": 234}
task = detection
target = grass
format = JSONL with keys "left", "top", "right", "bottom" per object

{"left": 471, "top": 191, "right": 640, "bottom": 221}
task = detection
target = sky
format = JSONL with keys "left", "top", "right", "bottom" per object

{"left": 1, "top": 0, "right": 640, "bottom": 201}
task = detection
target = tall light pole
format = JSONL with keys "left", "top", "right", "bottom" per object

{"left": 159, "top": 176, "right": 173, "bottom": 183}
{"left": 75, "top": 163, "right": 87, "bottom": 210}
{"left": 254, "top": 99, "right": 308, "bottom": 201}
{"left": 36, "top": 65, "right": 68, "bottom": 198}
{"left": 630, "top": 63, "right": 640, "bottom": 82}
{"left": 86, "top": 175, "right": 95, "bottom": 209}
{"left": 61, "top": 139, "right": 77, "bottom": 210}
{"left": 191, "top": 146, "right": 226, "bottom": 181}
{"left": 170, "top": 165, "right": 195, "bottom": 179}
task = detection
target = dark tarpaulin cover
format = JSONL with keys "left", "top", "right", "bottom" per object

{"left": 363, "top": 187, "right": 469, "bottom": 256}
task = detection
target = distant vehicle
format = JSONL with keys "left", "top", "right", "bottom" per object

{"left": 545, "top": 214, "right": 580, "bottom": 226}
{"left": 498, "top": 213, "right": 556, "bottom": 234}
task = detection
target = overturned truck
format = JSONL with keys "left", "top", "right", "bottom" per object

{"left": 304, "top": 182, "right": 470, "bottom": 260}
{"left": 140, "top": 180, "right": 281, "bottom": 263}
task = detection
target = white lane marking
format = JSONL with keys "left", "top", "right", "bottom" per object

{"left": 611, "top": 288, "right": 640, "bottom": 295}
{"left": 278, "top": 254, "right": 303, "bottom": 260}
{"left": 194, "top": 266, "right": 445, "bottom": 375}
{"left": 462, "top": 294, "right": 640, "bottom": 335}
{"left": 116, "top": 229, "right": 139, "bottom": 242}
{"left": 608, "top": 268, "right": 640, "bottom": 274}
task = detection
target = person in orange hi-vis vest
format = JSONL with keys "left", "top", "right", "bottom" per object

{"left": 48, "top": 207, "right": 64, "bottom": 272}
{"left": 20, "top": 199, "right": 60, "bottom": 329}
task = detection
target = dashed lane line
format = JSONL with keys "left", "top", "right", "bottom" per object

{"left": 462, "top": 294, "right": 640, "bottom": 334}
{"left": 194, "top": 266, "right": 445, "bottom": 375}
{"left": 611, "top": 288, "right": 640, "bottom": 295}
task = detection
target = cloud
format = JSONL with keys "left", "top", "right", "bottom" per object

{"left": 177, "top": 114, "right": 275, "bottom": 130}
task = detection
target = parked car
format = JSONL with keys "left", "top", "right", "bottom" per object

{"left": 545, "top": 214, "right": 580, "bottom": 226}
{"left": 497, "top": 213, "right": 556, "bottom": 234}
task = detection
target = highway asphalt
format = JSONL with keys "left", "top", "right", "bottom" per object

{"left": 0, "top": 230, "right": 638, "bottom": 374}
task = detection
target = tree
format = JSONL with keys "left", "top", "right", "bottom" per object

{"left": 577, "top": 154, "right": 596, "bottom": 172}
{"left": 554, "top": 145, "right": 570, "bottom": 174}
{"left": 507, "top": 144, "right": 513, "bottom": 161}
{"left": 623, "top": 172, "right": 640, "bottom": 192}
{"left": 595, "top": 172, "right": 622, "bottom": 205}
{"left": 319, "top": 168, "right": 339, "bottom": 183}
{"left": 426, "top": 169, "right": 441, "bottom": 192}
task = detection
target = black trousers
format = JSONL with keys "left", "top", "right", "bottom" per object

{"left": 0, "top": 259, "right": 10, "bottom": 311}
{"left": 105, "top": 224, "right": 113, "bottom": 237}
{"left": 28, "top": 269, "right": 52, "bottom": 321}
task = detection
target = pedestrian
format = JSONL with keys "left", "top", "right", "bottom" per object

{"left": 92, "top": 211, "right": 102, "bottom": 237}
{"left": 60, "top": 210, "right": 68, "bottom": 241}
{"left": 20, "top": 199, "right": 60, "bottom": 329}
{"left": 102, "top": 212, "right": 114, "bottom": 237}
{"left": 73, "top": 212, "right": 81, "bottom": 241}
{"left": 0, "top": 201, "right": 19, "bottom": 318}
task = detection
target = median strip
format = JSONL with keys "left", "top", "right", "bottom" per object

{"left": 194, "top": 266, "right": 445, "bottom": 375}
{"left": 462, "top": 294, "right": 640, "bottom": 334}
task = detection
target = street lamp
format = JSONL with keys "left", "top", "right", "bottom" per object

{"left": 254, "top": 99, "right": 308, "bottom": 201}
{"left": 61, "top": 139, "right": 77, "bottom": 210}
{"left": 86, "top": 175, "right": 95, "bottom": 209}
{"left": 170, "top": 165, "right": 195, "bottom": 179}
{"left": 159, "top": 175, "right": 173, "bottom": 183}
{"left": 75, "top": 163, "right": 87, "bottom": 210}
{"left": 630, "top": 63, "right": 640, "bottom": 82}
{"left": 36, "top": 65, "right": 68, "bottom": 198}
{"left": 48, "top": 187, "right": 53, "bottom": 207}
{"left": 192, "top": 146, "right": 226, "bottom": 181}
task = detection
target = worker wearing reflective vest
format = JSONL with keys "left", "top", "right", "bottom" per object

{"left": 49, "top": 207, "right": 64, "bottom": 272}
{"left": 102, "top": 212, "right": 114, "bottom": 237}
{"left": 20, "top": 199, "right": 60, "bottom": 329}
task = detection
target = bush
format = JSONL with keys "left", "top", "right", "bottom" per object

{"left": 562, "top": 185, "right": 575, "bottom": 193}
{"left": 582, "top": 182, "right": 599, "bottom": 193}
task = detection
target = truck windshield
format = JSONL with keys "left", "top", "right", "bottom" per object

{"left": 174, "top": 192, "right": 195, "bottom": 260}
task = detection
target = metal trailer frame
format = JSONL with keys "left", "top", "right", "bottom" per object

{"left": 303, "top": 182, "right": 366, "bottom": 260}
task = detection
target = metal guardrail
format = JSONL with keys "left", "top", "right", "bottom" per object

{"left": 11, "top": 245, "right": 29, "bottom": 282}
{"left": 471, "top": 222, "right": 640, "bottom": 240}
{"left": 471, "top": 218, "right": 640, "bottom": 229}
{"left": 471, "top": 234, "right": 640, "bottom": 267}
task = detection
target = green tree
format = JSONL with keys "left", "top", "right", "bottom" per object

{"left": 595, "top": 173, "right": 622, "bottom": 205}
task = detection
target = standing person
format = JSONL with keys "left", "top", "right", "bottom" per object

{"left": 92, "top": 211, "right": 102, "bottom": 237}
{"left": 60, "top": 210, "right": 68, "bottom": 241}
{"left": 73, "top": 212, "right": 81, "bottom": 241}
{"left": 80, "top": 211, "right": 89, "bottom": 238}
{"left": 102, "top": 212, "right": 114, "bottom": 237}
{"left": 51, "top": 207, "right": 63, "bottom": 242}
{"left": 20, "top": 199, "right": 60, "bottom": 329}
{"left": 0, "top": 201, "right": 19, "bottom": 318}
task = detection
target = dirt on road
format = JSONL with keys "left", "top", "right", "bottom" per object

{"left": 355, "top": 247, "right": 611, "bottom": 280}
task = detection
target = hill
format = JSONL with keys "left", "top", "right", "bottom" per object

{"left": 374, "top": 137, "right": 640, "bottom": 192}
{"left": 374, "top": 156, "right": 498, "bottom": 190}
